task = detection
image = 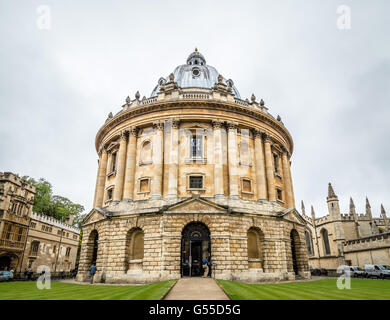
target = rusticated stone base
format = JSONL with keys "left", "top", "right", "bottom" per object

{"left": 76, "top": 197, "right": 311, "bottom": 284}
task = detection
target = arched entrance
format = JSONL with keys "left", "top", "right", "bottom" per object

{"left": 87, "top": 230, "right": 99, "bottom": 266}
{"left": 0, "top": 255, "right": 11, "bottom": 271}
{"left": 181, "top": 222, "right": 211, "bottom": 277}
{"left": 290, "top": 229, "right": 299, "bottom": 275}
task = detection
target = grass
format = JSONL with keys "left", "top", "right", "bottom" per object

{"left": 0, "top": 280, "right": 176, "bottom": 300}
{"left": 217, "top": 278, "right": 390, "bottom": 300}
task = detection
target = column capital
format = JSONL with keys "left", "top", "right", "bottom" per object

{"left": 120, "top": 130, "right": 128, "bottom": 141}
{"left": 211, "top": 119, "right": 224, "bottom": 129}
{"left": 129, "top": 126, "right": 139, "bottom": 137}
{"left": 281, "top": 146, "right": 291, "bottom": 158}
{"left": 171, "top": 119, "right": 180, "bottom": 129}
{"left": 153, "top": 121, "right": 164, "bottom": 131}
{"left": 263, "top": 132, "right": 273, "bottom": 143}
{"left": 252, "top": 128, "right": 263, "bottom": 139}
{"left": 226, "top": 121, "right": 238, "bottom": 131}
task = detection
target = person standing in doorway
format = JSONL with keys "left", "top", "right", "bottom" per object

{"left": 202, "top": 257, "right": 209, "bottom": 278}
{"left": 89, "top": 264, "right": 97, "bottom": 284}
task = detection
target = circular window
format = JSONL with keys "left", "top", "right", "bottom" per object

{"left": 192, "top": 68, "right": 200, "bottom": 77}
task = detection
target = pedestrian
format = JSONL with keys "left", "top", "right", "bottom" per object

{"left": 202, "top": 257, "right": 209, "bottom": 278}
{"left": 89, "top": 264, "right": 97, "bottom": 284}
{"left": 24, "top": 269, "right": 28, "bottom": 281}
{"left": 27, "top": 268, "right": 33, "bottom": 281}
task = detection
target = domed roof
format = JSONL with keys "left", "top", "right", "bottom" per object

{"left": 151, "top": 49, "right": 241, "bottom": 98}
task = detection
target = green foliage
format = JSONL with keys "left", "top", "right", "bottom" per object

{"left": 21, "top": 176, "right": 85, "bottom": 227}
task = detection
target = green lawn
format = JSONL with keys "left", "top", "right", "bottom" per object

{"left": 217, "top": 278, "right": 390, "bottom": 300}
{"left": 0, "top": 280, "right": 176, "bottom": 300}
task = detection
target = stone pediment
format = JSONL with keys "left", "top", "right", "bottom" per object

{"left": 82, "top": 208, "right": 108, "bottom": 225}
{"left": 278, "top": 208, "right": 306, "bottom": 225}
{"left": 164, "top": 197, "right": 228, "bottom": 214}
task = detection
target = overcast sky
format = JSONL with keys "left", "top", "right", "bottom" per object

{"left": 1, "top": 0, "right": 389, "bottom": 218}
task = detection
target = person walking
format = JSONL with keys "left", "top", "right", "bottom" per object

{"left": 202, "top": 257, "right": 209, "bottom": 278}
{"left": 89, "top": 264, "right": 97, "bottom": 284}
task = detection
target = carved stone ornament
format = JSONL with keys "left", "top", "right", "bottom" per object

{"left": 251, "top": 94, "right": 256, "bottom": 102}
{"left": 227, "top": 121, "right": 238, "bottom": 131}
{"left": 211, "top": 119, "right": 224, "bottom": 129}
{"left": 135, "top": 91, "right": 140, "bottom": 100}
{"left": 125, "top": 96, "right": 131, "bottom": 105}
{"left": 169, "top": 73, "right": 175, "bottom": 82}
{"left": 153, "top": 121, "right": 164, "bottom": 131}
{"left": 252, "top": 129, "right": 263, "bottom": 139}
{"left": 171, "top": 119, "right": 180, "bottom": 129}
{"left": 129, "top": 126, "right": 139, "bottom": 137}
{"left": 260, "top": 99, "right": 265, "bottom": 106}
{"left": 217, "top": 74, "right": 223, "bottom": 84}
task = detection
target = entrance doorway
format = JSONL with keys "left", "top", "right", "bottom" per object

{"left": 181, "top": 222, "right": 211, "bottom": 277}
{"left": 0, "top": 255, "right": 11, "bottom": 271}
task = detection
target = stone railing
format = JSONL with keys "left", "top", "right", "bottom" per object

{"left": 31, "top": 212, "right": 80, "bottom": 234}
{"left": 0, "top": 239, "right": 24, "bottom": 249}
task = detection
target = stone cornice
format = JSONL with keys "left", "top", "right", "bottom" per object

{"left": 96, "top": 99, "right": 294, "bottom": 154}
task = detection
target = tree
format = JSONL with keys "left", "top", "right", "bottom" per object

{"left": 21, "top": 176, "right": 85, "bottom": 227}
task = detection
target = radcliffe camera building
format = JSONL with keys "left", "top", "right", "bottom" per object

{"left": 77, "top": 49, "right": 311, "bottom": 284}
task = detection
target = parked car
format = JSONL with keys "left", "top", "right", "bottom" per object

{"left": 379, "top": 265, "right": 390, "bottom": 271}
{"left": 364, "top": 264, "right": 390, "bottom": 279}
{"left": 0, "top": 271, "right": 13, "bottom": 282}
{"left": 342, "top": 266, "right": 366, "bottom": 278}
{"left": 311, "top": 268, "right": 328, "bottom": 276}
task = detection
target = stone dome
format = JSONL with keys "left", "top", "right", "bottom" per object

{"left": 151, "top": 49, "right": 241, "bottom": 98}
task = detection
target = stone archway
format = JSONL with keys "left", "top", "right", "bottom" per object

{"left": 181, "top": 222, "right": 211, "bottom": 277}
{"left": 0, "top": 255, "right": 11, "bottom": 271}
{"left": 87, "top": 230, "right": 99, "bottom": 266}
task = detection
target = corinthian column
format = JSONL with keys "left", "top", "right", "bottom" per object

{"left": 263, "top": 134, "right": 276, "bottom": 201}
{"left": 123, "top": 127, "right": 138, "bottom": 200}
{"left": 253, "top": 129, "right": 267, "bottom": 200}
{"left": 212, "top": 120, "right": 224, "bottom": 197}
{"left": 94, "top": 147, "right": 108, "bottom": 208}
{"left": 151, "top": 121, "right": 164, "bottom": 199}
{"left": 167, "top": 119, "right": 180, "bottom": 198}
{"left": 282, "top": 148, "right": 294, "bottom": 208}
{"left": 113, "top": 131, "right": 128, "bottom": 201}
{"left": 227, "top": 122, "right": 239, "bottom": 198}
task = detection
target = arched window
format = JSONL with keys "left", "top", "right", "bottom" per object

{"left": 321, "top": 229, "right": 331, "bottom": 255}
{"left": 305, "top": 230, "right": 313, "bottom": 256}
{"left": 140, "top": 140, "right": 152, "bottom": 164}
{"left": 247, "top": 227, "right": 264, "bottom": 269}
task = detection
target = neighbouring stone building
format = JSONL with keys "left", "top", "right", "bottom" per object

{"left": 76, "top": 49, "right": 311, "bottom": 284}
{"left": 0, "top": 172, "right": 80, "bottom": 273}
{"left": 302, "top": 183, "right": 390, "bottom": 270}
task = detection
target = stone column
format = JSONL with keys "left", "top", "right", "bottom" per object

{"left": 282, "top": 149, "right": 294, "bottom": 208}
{"left": 151, "top": 121, "right": 164, "bottom": 199}
{"left": 253, "top": 129, "right": 267, "bottom": 200}
{"left": 167, "top": 119, "right": 180, "bottom": 198}
{"left": 113, "top": 131, "right": 128, "bottom": 201}
{"left": 287, "top": 156, "right": 296, "bottom": 208}
{"left": 123, "top": 127, "right": 138, "bottom": 200}
{"left": 212, "top": 120, "right": 224, "bottom": 197}
{"left": 263, "top": 134, "right": 276, "bottom": 201}
{"left": 94, "top": 148, "right": 108, "bottom": 208}
{"left": 227, "top": 122, "right": 239, "bottom": 198}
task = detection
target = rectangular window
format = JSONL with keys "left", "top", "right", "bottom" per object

{"left": 277, "top": 189, "right": 283, "bottom": 201}
{"left": 140, "top": 178, "right": 150, "bottom": 193}
{"left": 190, "top": 135, "right": 202, "bottom": 158}
{"left": 111, "top": 152, "right": 117, "bottom": 172}
{"left": 107, "top": 188, "right": 113, "bottom": 200}
{"left": 189, "top": 176, "right": 203, "bottom": 189}
{"left": 242, "top": 179, "right": 252, "bottom": 193}
{"left": 273, "top": 154, "right": 278, "bottom": 172}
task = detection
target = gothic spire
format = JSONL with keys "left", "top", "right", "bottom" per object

{"left": 327, "top": 182, "right": 337, "bottom": 199}
{"left": 366, "top": 197, "right": 372, "bottom": 219}
{"left": 301, "top": 200, "right": 306, "bottom": 216}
